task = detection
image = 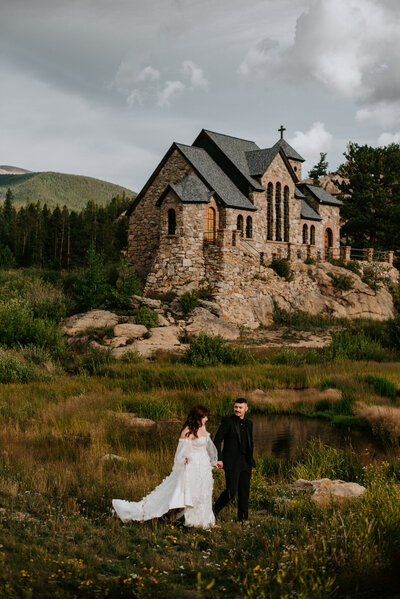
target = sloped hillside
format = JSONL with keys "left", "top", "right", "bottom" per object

{"left": 0, "top": 171, "right": 136, "bottom": 210}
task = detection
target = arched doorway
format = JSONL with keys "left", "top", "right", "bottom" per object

{"left": 324, "top": 227, "right": 333, "bottom": 258}
{"left": 207, "top": 207, "right": 216, "bottom": 243}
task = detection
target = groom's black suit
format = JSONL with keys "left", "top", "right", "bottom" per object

{"left": 213, "top": 415, "right": 255, "bottom": 521}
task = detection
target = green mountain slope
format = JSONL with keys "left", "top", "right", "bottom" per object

{"left": 0, "top": 171, "right": 136, "bottom": 210}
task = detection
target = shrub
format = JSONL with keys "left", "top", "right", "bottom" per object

{"left": 180, "top": 290, "right": 199, "bottom": 314}
{"left": 324, "top": 330, "right": 390, "bottom": 362}
{"left": 0, "top": 277, "right": 70, "bottom": 322}
{"left": 390, "top": 283, "right": 400, "bottom": 313}
{"left": 270, "top": 348, "right": 323, "bottom": 366}
{"left": 363, "top": 375, "right": 397, "bottom": 401}
{"left": 270, "top": 258, "right": 292, "bottom": 280}
{"left": 106, "top": 257, "right": 142, "bottom": 309}
{"left": 304, "top": 257, "right": 316, "bottom": 265}
{"left": 183, "top": 334, "right": 254, "bottom": 366}
{"left": 119, "top": 349, "right": 143, "bottom": 363}
{"left": 328, "top": 271, "right": 353, "bottom": 291}
{"left": 362, "top": 264, "right": 389, "bottom": 292}
{"left": 0, "top": 352, "right": 49, "bottom": 383}
{"left": 272, "top": 305, "right": 339, "bottom": 331}
{"left": 72, "top": 246, "right": 110, "bottom": 310}
{"left": 79, "top": 347, "right": 114, "bottom": 375}
{"left": 19, "top": 344, "right": 53, "bottom": 365}
{"left": 345, "top": 260, "right": 362, "bottom": 275}
{"left": 135, "top": 306, "right": 159, "bottom": 328}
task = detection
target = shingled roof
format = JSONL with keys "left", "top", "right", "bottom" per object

{"left": 272, "top": 138, "right": 305, "bottom": 162}
{"left": 301, "top": 199, "right": 322, "bottom": 221}
{"left": 297, "top": 183, "right": 343, "bottom": 206}
{"left": 245, "top": 148, "right": 277, "bottom": 177}
{"left": 158, "top": 173, "right": 212, "bottom": 205}
{"left": 175, "top": 143, "right": 257, "bottom": 211}
{"left": 193, "top": 129, "right": 264, "bottom": 194}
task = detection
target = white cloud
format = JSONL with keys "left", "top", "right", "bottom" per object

{"left": 157, "top": 80, "right": 186, "bottom": 107}
{"left": 289, "top": 122, "right": 333, "bottom": 175}
{"left": 182, "top": 60, "right": 208, "bottom": 88}
{"left": 126, "top": 89, "right": 143, "bottom": 106}
{"left": 356, "top": 101, "right": 400, "bottom": 128}
{"left": 238, "top": 0, "right": 400, "bottom": 127}
{"left": 377, "top": 131, "right": 400, "bottom": 146}
{"left": 136, "top": 66, "right": 160, "bottom": 82}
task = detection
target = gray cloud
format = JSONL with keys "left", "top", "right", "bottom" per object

{"left": 1, "top": 0, "right": 398, "bottom": 191}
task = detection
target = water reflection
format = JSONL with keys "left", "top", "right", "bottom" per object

{"left": 252, "top": 414, "right": 386, "bottom": 460}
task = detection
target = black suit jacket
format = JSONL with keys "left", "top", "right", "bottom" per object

{"left": 214, "top": 415, "right": 255, "bottom": 470}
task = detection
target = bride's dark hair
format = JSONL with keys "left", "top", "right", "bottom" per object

{"left": 181, "top": 405, "right": 209, "bottom": 438}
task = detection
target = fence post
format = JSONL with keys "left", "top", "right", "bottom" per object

{"left": 340, "top": 245, "right": 351, "bottom": 261}
{"left": 386, "top": 250, "right": 394, "bottom": 266}
{"left": 364, "top": 248, "right": 374, "bottom": 261}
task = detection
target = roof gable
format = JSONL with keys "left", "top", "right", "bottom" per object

{"left": 301, "top": 198, "right": 322, "bottom": 221}
{"left": 157, "top": 173, "right": 212, "bottom": 206}
{"left": 193, "top": 129, "right": 264, "bottom": 194}
{"left": 297, "top": 183, "right": 343, "bottom": 206}
{"left": 246, "top": 147, "right": 299, "bottom": 182}
{"left": 272, "top": 138, "right": 305, "bottom": 162}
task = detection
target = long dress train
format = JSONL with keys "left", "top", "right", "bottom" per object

{"left": 112, "top": 432, "right": 217, "bottom": 529}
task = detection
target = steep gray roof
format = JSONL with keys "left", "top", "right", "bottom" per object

{"left": 168, "top": 173, "right": 211, "bottom": 204}
{"left": 175, "top": 143, "right": 257, "bottom": 211}
{"left": 301, "top": 199, "right": 322, "bottom": 221}
{"left": 193, "top": 129, "right": 264, "bottom": 192}
{"left": 298, "top": 183, "right": 343, "bottom": 206}
{"left": 245, "top": 148, "right": 277, "bottom": 176}
{"left": 272, "top": 139, "right": 305, "bottom": 162}
{"left": 294, "top": 186, "right": 306, "bottom": 199}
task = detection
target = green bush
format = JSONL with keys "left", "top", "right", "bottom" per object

{"left": 270, "top": 258, "right": 292, "bottom": 280}
{"left": 362, "top": 265, "right": 389, "bottom": 292}
{"left": 304, "top": 257, "right": 316, "bottom": 265}
{"left": 363, "top": 375, "right": 397, "bottom": 400}
{"left": 345, "top": 260, "right": 362, "bottom": 275}
{"left": 135, "top": 306, "right": 159, "bottom": 328}
{"left": 19, "top": 344, "right": 53, "bottom": 365}
{"left": 272, "top": 305, "right": 339, "bottom": 330}
{"left": 106, "top": 257, "right": 142, "bottom": 309}
{"left": 183, "top": 334, "right": 254, "bottom": 366}
{"left": 0, "top": 352, "right": 50, "bottom": 383}
{"left": 324, "top": 330, "right": 390, "bottom": 362}
{"left": 180, "top": 290, "right": 199, "bottom": 314}
{"left": 0, "top": 277, "right": 70, "bottom": 322}
{"left": 270, "top": 348, "right": 323, "bottom": 366}
{"left": 79, "top": 347, "right": 114, "bottom": 375}
{"left": 328, "top": 271, "right": 353, "bottom": 291}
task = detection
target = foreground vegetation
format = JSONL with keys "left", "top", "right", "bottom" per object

{"left": 1, "top": 358, "right": 400, "bottom": 597}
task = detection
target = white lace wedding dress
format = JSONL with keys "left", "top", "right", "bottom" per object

{"left": 112, "top": 432, "right": 218, "bottom": 529}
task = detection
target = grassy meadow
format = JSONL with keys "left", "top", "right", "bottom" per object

{"left": 1, "top": 359, "right": 400, "bottom": 598}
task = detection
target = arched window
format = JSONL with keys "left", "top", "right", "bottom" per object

{"left": 275, "top": 183, "right": 282, "bottom": 241}
{"left": 283, "top": 186, "right": 289, "bottom": 242}
{"left": 303, "top": 224, "right": 308, "bottom": 244}
{"left": 310, "top": 225, "right": 315, "bottom": 245}
{"left": 168, "top": 208, "right": 176, "bottom": 235}
{"left": 207, "top": 207, "right": 216, "bottom": 242}
{"left": 267, "top": 183, "right": 273, "bottom": 240}
{"left": 325, "top": 227, "right": 333, "bottom": 248}
{"left": 237, "top": 214, "right": 244, "bottom": 236}
{"left": 246, "top": 216, "right": 253, "bottom": 239}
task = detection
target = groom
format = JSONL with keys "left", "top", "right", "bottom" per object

{"left": 213, "top": 398, "right": 255, "bottom": 522}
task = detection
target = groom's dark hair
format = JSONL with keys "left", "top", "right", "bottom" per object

{"left": 234, "top": 398, "right": 247, "bottom": 404}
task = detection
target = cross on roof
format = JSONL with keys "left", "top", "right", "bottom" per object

{"left": 278, "top": 125, "right": 286, "bottom": 139}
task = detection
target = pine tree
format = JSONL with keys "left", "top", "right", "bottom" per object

{"left": 308, "top": 153, "right": 329, "bottom": 186}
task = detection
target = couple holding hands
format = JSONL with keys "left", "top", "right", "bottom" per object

{"left": 112, "top": 399, "right": 255, "bottom": 529}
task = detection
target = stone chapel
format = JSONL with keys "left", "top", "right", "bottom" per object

{"left": 126, "top": 128, "right": 342, "bottom": 299}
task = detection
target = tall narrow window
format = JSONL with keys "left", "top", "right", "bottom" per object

{"left": 283, "top": 186, "right": 289, "bottom": 242}
{"left": 246, "top": 216, "right": 253, "bottom": 239}
{"left": 267, "top": 183, "right": 273, "bottom": 240}
{"left": 303, "top": 224, "right": 308, "bottom": 244}
{"left": 168, "top": 208, "right": 176, "bottom": 235}
{"left": 237, "top": 214, "right": 244, "bottom": 236}
{"left": 310, "top": 225, "right": 315, "bottom": 245}
{"left": 207, "top": 207, "right": 216, "bottom": 242}
{"left": 275, "top": 183, "right": 282, "bottom": 241}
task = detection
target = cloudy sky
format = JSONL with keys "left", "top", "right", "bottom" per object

{"left": 1, "top": 0, "right": 400, "bottom": 191}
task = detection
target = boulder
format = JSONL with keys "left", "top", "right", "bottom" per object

{"left": 292, "top": 478, "right": 366, "bottom": 505}
{"left": 110, "top": 412, "right": 157, "bottom": 428}
{"left": 129, "top": 295, "right": 162, "bottom": 310}
{"left": 112, "top": 326, "right": 181, "bottom": 359}
{"left": 185, "top": 308, "right": 240, "bottom": 340}
{"left": 101, "top": 453, "right": 128, "bottom": 462}
{"left": 113, "top": 323, "right": 147, "bottom": 338}
{"left": 156, "top": 314, "right": 170, "bottom": 327}
{"left": 197, "top": 299, "right": 223, "bottom": 317}
{"left": 63, "top": 310, "right": 119, "bottom": 336}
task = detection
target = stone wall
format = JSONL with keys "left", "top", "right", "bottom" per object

{"left": 127, "top": 149, "right": 193, "bottom": 278}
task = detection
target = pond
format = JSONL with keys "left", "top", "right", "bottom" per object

{"left": 251, "top": 414, "right": 389, "bottom": 461}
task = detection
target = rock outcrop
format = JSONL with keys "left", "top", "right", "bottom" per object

{"left": 185, "top": 307, "right": 240, "bottom": 340}
{"left": 292, "top": 478, "right": 366, "bottom": 505}
{"left": 63, "top": 310, "right": 119, "bottom": 335}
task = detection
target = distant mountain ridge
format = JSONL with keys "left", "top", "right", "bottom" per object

{"left": 0, "top": 165, "right": 32, "bottom": 175}
{"left": 0, "top": 169, "right": 136, "bottom": 210}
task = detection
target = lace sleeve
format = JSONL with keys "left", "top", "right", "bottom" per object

{"left": 173, "top": 438, "right": 192, "bottom": 468}
{"left": 206, "top": 435, "right": 218, "bottom": 467}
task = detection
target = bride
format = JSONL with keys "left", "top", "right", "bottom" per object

{"left": 112, "top": 405, "right": 218, "bottom": 528}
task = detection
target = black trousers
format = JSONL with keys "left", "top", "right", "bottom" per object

{"left": 213, "top": 465, "right": 252, "bottom": 521}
